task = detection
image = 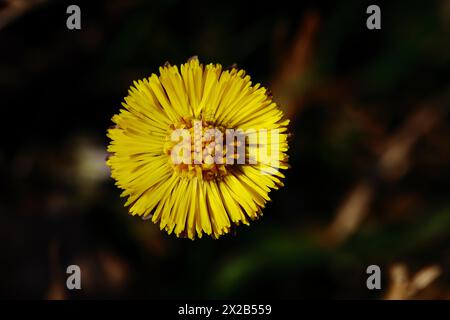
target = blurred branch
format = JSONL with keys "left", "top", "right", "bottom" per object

{"left": 211, "top": 206, "right": 450, "bottom": 297}
{"left": 326, "top": 181, "right": 373, "bottom": 244}
{"left": 0, "top": 0, "right": 46, "bottom": 31}
{"left": 384, "top": 264, "right": 441, "bottom": 300}
{"left": 378, "top": 106, "right": 443, "bottom": 181}
{"left": 45, "top": 240, "right": 66, "bottom": 300}
{"left": 271, "top": 11, "right": 320, "bottom": 119}
{"left": 326, "top": 88, "right": 450, "bottom": 244}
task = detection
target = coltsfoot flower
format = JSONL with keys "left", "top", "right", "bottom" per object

{"left": 107, "top": 57, "right": 289, "bottom": 239}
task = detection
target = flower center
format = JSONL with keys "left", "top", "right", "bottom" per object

{"left": 164, "top": 117, "right": 237, "bottom": 180}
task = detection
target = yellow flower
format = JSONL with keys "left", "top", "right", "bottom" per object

{"left": 107, "top": 57, "right": 289, "bottom": 239}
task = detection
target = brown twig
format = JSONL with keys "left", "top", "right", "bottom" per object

{"left": 384, "top": 263, "right": 442, "bottom": 300}
{"left": 326, "top": 89, "right": 450, "bottom": 244}
{"left": 271, "top": 11, "right": 320, "bottom": 119}
{"left": 0, "top": 0, "right": 46, "bottom": 31}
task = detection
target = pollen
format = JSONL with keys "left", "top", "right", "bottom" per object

{"left": 163, "top": 117, "right": 230, "bottom": 181}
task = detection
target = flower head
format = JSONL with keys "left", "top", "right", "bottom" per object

{"left": 107, "top": 57, "right": 289, "bottom": 239}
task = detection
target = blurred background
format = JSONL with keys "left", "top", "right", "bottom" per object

{"left": 0, "top": 0, "right": 449, "bottom": 299}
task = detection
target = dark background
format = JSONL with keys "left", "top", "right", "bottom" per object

{"left": 0, "top": 0, "right": 449, "bottom": 299}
